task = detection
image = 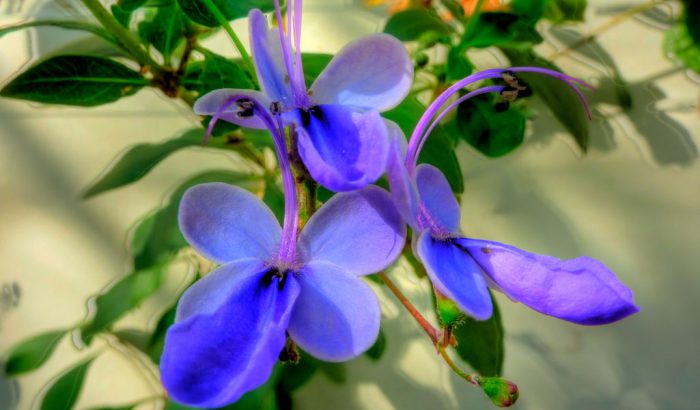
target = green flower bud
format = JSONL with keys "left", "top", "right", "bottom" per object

{"left": 477, "top": 376, "right": 519, "bottom": 407}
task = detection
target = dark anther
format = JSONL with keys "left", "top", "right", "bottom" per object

{"left": 236, "top": 98, "right": 255, "bottom": 118}
{"left": 261, "top": 267, "right": 288, "bottom": 290}
{"left": 500, "top": 87, "right": 519, "bottom": 102}
{"left": 501, "top": 71, "right": 527, "bottom": 91}
{"left": 270, "top": 101, "right": 282, "bottom": 115}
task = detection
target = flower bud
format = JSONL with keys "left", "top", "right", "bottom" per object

{"left": 477, "top": 376, "right": 519, "bottom": 407}
{"left": 434, "top": 289, "right": 463, "bottom": 327}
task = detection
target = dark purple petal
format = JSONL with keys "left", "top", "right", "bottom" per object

{"left": 193, "top": 89, "right": 271, "bottom": 129}
{"left": 415, "top": 164, "right": 461, "bottom": 235}
{"left": 416, "top": 231, "right": 493, "bottom": 320}
{"left": 249, "top": 10, "right": 293, "bottom": 105}
{"left": 287, "top": 261, "right": 380, "bottom": 361}
{"left": 161, "top": 261, "right": 300, "bottom": 407}
{"left": 179, "top": 183, "right": 281, "bottom": 264}
{"left": 310, "top": 34, "right": 413, "bottom": 112}
{"left": 294, "top": 104, "right": 390, "bottom": 192}
{"left": 385, "top": 121, "right": 419, "bottom": 228}
{"left": 457, "top": 238, "right": 639, "bottom": 325}
{"left": 298, "top": 186, "right": 406, "bottom": 275}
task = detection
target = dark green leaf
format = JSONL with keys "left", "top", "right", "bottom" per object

{"left": 501, "top": 48, "right": 590, "bottom": 151}
{"left": 460, "top": 12, "right": 542, "bottom": 48}
{"left": 0, "top": 20, "right": 114, "bottom": 43}
{"left": 446, "top": 46, "right": 473, "bottom": 81}
{"left": 83, "top": 128, "right": 203, "bottom": 199}
{"left": 40, "top": 358, "right": 94, "bottom": 410}
{"left": 364, "top": 328, "right": 386, "bottom": 361}
{"left": 263, "top": 179, "right": 285, "bottom": 223}
{"left": 4, "top": 330, "right": 67, "bottom": 375}
{"left": 138, "top": 2, "right": 188, "bottom": 61}
{"left": 111, "top": 4, "right": 133, "bottom": 27}
{"left": 88, "top": 406, "right": 136, "bottom": 410}
{"left": 0, "top": 55, "right": 147, "bottom": 107}
{"left": 176, "top": 0, "right": 274, "bottom": 27}
{"left": 664, "top": 23, "right": 700, "bottom": 74}
{"left": 544, "top": 0, "right": 587, "bottom": 24}
{"left": 301, "top": 53, "right": 332, "bottom": 85}
{"left": 183, "top": 50, "right": 253, "bottom": 96}
{"left": 81, "top": 267, "right": 164, "bottom": 344}
{"left": 131, "top": 170, "right": 261, "bottom": 269}
{"left": 146, "top": 305, "right": 177, "bottom": 363}
{"left": 112, "top": 328, "right": 151, "bottom": 352}
{"left": 317, "top": 362, "right": 346, "bottom": 384}
{"left": 452, "top": 296, "right": 504, "bottom": 377}
{"left": 384, "top": 9, "right": 452, "bottom": 41}
{"left": 277, "top": 356, "right": 318, "bottom": 394}
{"left": 683, "top": 0, "right": 700, "bottom": 44}
{"left": 383, "top": 96, "right": 463, "bottom": 193}
{"left": 456, "top": 93, "right": 526, "bottom": 157}
{"left": 118, "top": 0, "right": 149, "bottom": 11}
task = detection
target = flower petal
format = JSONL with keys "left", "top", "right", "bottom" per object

{"left": 287, "top": 261, "right": 380, "bottom": 361}
{"left": 161, "top": 261, "right": 300, "bottom": 407}
{"left": 178, "top": 183, "right": 281, "bottom": 264}
{"left": 416, "top": 232, "right": 493, "bottom": 320}
{"left": 415, "top": 164, "right": 461, "bottom": 235}
{"left": 310, "top": 34, "right": 413, "bottom": 112}
{"left": 193, "top": 89, "right": 271, "bottom": 129}
{"left": 294, "top": 104, "right": 390, "bottom": 191}
{"left": 457, "top": 238, "right": 639, "bottom": 325}
{"left": 299, "top": 185, "right": 406, "bottom": 275}
{"left": 385, "top": 121, "right": 419, "bottom": 228}
{"left": 249, "top": 10, "right": 293, "bottom": 105}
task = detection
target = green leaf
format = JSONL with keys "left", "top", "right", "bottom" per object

{"left": 664, "top": 23, "right": 700, "bottom": 74}
{"left": 40, "top": 358, "right": 95, "bottom": 410}
{"left": 88, "top": 406, "right": 136, "bottom": 410}
{"left": 277, "top": 356, "right": 318, "bottom": 393}
{"left": 263, "top": 179, "right": 285, "bottom": 223}
{"left": 183, "top": 50, "right": 253, "bottom": 96}
{"left": 81, "top": 267, "right": 164, "bottom": 344}
{"left": 0, "top": 20, "right": 114, "bottom": 43}
{"left": 83, "top": 128, "right": 203, "bottom": 199}
{"left": 384, "top": 9, "right": 453, "bottom": 41}
{"left": 176, "top": 0, "right": 273, "bottom": 27}
{"left": 138, "top": 2, "right": 188, "bottom": 62}
{"left": 4, "top": 330, "right": 67, "bottom": 375}
{"left": 544, "top": 0, "right": 587, "bottom": 24}
{"left": 683, "top": 0, "right": 700, "bottom": 44}
{"left": 446, "top": 46, "right": 473, "bottom": 81}
{"left": 317, "top": 361, "right": 346, "bottom": 384}
{"left": 301, "top": 53, "right": 333, "bottom": 85}
{"left": 460, "top": 12, "right": 542, "bottom": 49}
{"left": 364, "top": 328, "right": 386, "bottom": 361}
{"left": 456, "top": 93, "right": 526, "bottom": 157}
{"left": 131, "top": 170, "right": 261, "bottom": 269}
{"left": 452, "top": 296, "right": 504, "bottom": 377}
{"left": 111, "top": 4, "right": 133, "bottom": 27}
{"left": 383, "top": 96, "right": 463, "bottom": 193}
{"left": 146, "top": 305, "right": 177, "bottom": 363}
{"left": 501, "top": 48, "right": 590, "bottom": 151}
{"left": 0, "top": 55, "right": 147, "bottom": 107}
{"left": 118, "top": 0, "right": 149, "bottom": 11}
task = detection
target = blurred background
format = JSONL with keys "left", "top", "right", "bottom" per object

{"left": 0, "top": 0, "right": 698, "bottom": 409}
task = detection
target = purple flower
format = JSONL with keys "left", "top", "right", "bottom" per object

{"left": 194, "top": 0, "right": 413, "bottom": 192}
{"left": 387, "top": 68, "right": 639, "bottom": 324}
{"left": 161, "top": 92, "right": 406, "bottom": 407}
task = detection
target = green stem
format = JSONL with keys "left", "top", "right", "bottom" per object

{"left": 200, "top": 0, "right": 258, "bottom": 86}
{"left": 79, "top": 0, "right": 161, "bottom": 69}
{"left": 463, "top": 0, "right": 486, "bottom": 39}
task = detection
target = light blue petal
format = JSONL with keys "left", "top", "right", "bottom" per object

{"left": 457, "top": 238, "right": 640, "bottom": 325}
{"left": 385, "top": 121, "right": 419, "bottom": 228}
{"left": 299, "top": 186, "right": 406, "bottom": 275}
{"left": 416, "top": 231, "right": 493, "bottom": 320}
{"left": 287, "top": 261, "right": 380, "bottom": 361}
{"left": 310, "top": 34, "right": 413, "bottom": 112}
{"left": 294, "top": 104, "right": 390, "bottom": 192}
{"left": 415, "top": 164, "right": 461, "bottom": 235}
{"left": 193, "top": 89, "right": 271, "bottom": 130}
{"left": 178, "top": 183, "right": 281, "bottom": 264}
{"left": 249, "top": 10, "right": 293, "bottom": 105}
{"left": 161, "top": 262, "right": 300, "bottom": 407}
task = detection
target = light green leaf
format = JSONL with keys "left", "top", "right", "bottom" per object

{"left": 544, "top": 0, "right": 587, "bottom": 24}
{"left": 40, "top": 358, "right": 95, "bottom": 410}
{"left": 80, "top": 267, "right": 164, "bottom": 344}
{"left": 0, "top": 55, "right": 147, "bottom": 107}
{"left": 82, "top": 129, "right": 202, "bottom": 199}
{"left": 665, "top": 23, "right": 700, "bottom": 74}
{"left": 384, "top": 9, "right": 453, "bottom": 42}
{"left": 0, "top": 20, "right": 114, "bottom": 43}
{"left": 138, "top": 2, "right": 188, "bottom": 61}
{"left": 4, "top": 330, "right": 67, "bottom": 375}
{"left": 183, "top": 50, "right": 253, "bottom": 96}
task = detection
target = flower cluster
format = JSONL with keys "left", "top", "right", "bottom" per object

{"left": 160, "top": 0, "right": 639, "bottom": 407}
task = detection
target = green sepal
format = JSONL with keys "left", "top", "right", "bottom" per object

{"left": 477, "top": 376, "right": 520, "bottom": 407}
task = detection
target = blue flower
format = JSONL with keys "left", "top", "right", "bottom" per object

{"left": 387, "top": 68, "right": 639, "bottom": 324}
{"left": 193, "top": 0, "right": 413, "bottom": 192}
{"left": 160, "top": 92, "right": 406, "bottom": 407}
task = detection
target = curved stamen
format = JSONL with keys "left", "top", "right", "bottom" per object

{"left": 203, "top": 97, "right": 241, "bottom": 145}
{"left": 206, "top": 94, "right": 299, "bottom": 266}
{"left": 405, "top": 67, "right": 594, "bottom": 174}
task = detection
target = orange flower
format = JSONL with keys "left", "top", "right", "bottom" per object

{"left": 461, "top": 0, "right": 504, "bottom": 16}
